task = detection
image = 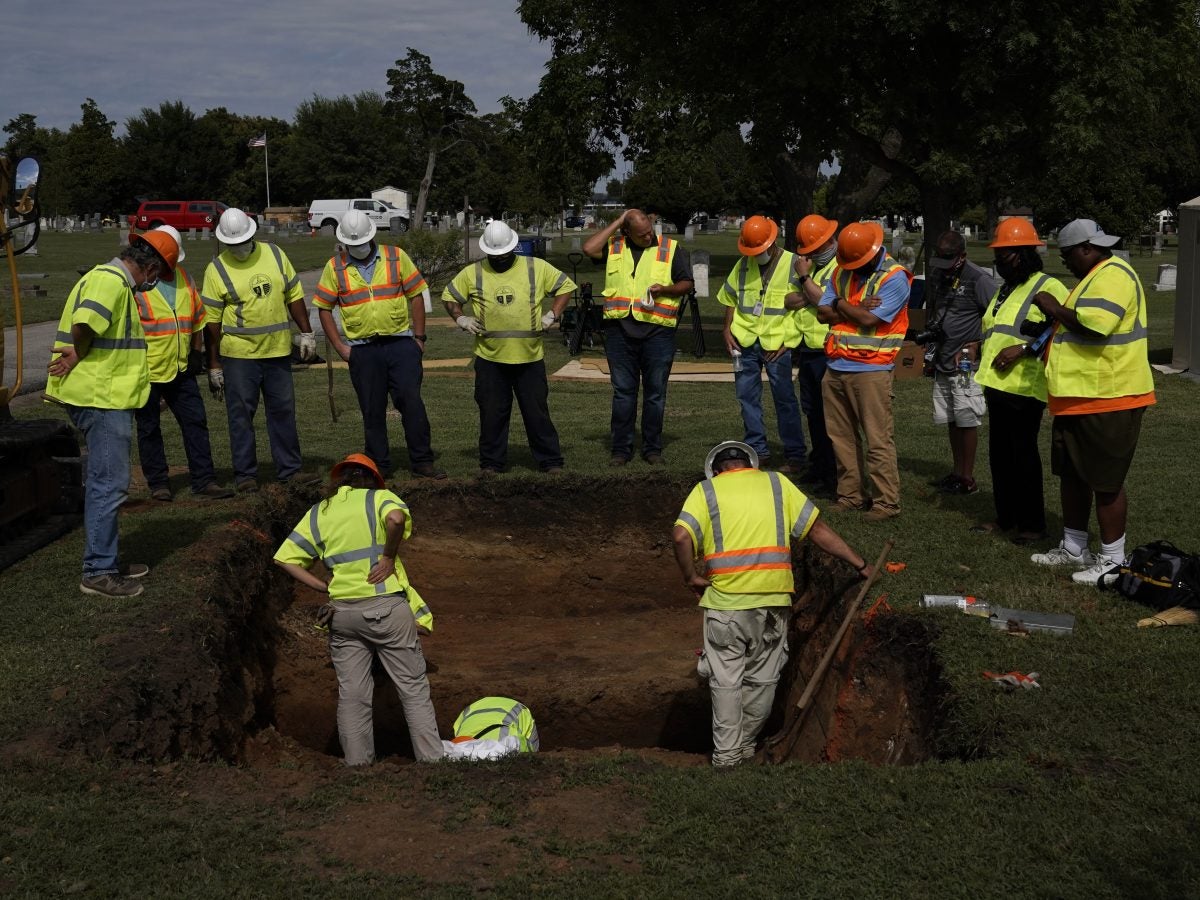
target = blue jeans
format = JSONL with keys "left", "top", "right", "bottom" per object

{"left": 221, "top": 355, "right": 302, "bottom": 482}
{"left": 796, "top": 349, "right": 835, "bottom": 479}
{"left": 734, "top": 341, "right": 807, "bottom": 462}
{"left": 347, "top": 336, "right": 433, "bottom": 475}
{"left": 604, "top": 325, "right": 676, "bottom": 459}
{"left": 136, "top": 372, "right": 217, "bottom": 493}
{"left": 67, "top": 406, "right": 133, "bottom": 577}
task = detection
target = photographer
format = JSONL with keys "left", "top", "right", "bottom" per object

{"left": 924, "top": 231, "right": 996, "bottom": 495}
{"left": 972, "top": 220, "right": 1067, "bottom": 543}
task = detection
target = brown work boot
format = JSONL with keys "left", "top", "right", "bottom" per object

{"left": 80, "top": 573, "right": 144, "bottom": 599}
{"left": 863, "top": 504, "right": 901, "bottom": 522}
{"left": 412, "top": 463, "right": 448, "bottom": 480}
{"left": 193, "top": 483, "right": 235, "bottom": 499}
{"left": 235, "top": 479, "right": 259, "bottom": 494}
{"left": 150, "top": 487, "right": 172, "bottom": 502}
{"left": 643, "top": 453, "right": 664, "bottom": 465}
{"left": 609, "top": 455, "right": 630, "bottom": 467}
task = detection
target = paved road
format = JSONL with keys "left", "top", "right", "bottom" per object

{"left": 4, "top": 269, "right": 325, "bottom": 397}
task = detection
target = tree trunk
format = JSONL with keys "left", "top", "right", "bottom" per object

{"left": 827, "top": 128, "right": 904, "bottom": 229}
{"left": 412, "top": 147, "right": 438, "bottom": 230}
{"left": 769, "top": 147, "right": 820, "bottom": 250}
{"left": 920, "top": 183, "right": 956, "bottom": 268}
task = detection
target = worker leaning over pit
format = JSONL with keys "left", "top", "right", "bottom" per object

{"left": 273, "top": 453, "right": 443, "bottom": 765}
{"left": 672, "top": 441, "right": 873, "bottom": 768}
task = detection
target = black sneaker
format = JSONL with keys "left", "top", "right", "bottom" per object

{"left": 940, "top": 475, "right": 979, "bottom": 495}
{"left": 81, "top": 573, "right": 144, "bottom": 598}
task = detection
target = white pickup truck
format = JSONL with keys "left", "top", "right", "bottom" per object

{"left": 308, "top": 198, "right": 409, "bottom": 233}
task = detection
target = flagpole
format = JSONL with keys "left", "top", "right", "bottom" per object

{"left": 264, "top": 133, "right": 271, "bottom": 210}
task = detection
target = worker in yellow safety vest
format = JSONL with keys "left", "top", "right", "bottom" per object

{"left": 46, "top": 230, "right": 177, "bottom": 599}
{"left": 133, "top": 226, "right": 233, "bottom": 502}
{"left": 450, "top": 697, "right": 539, "bottom": 753}
{"left": 787, "top": 214, "right": 840, "bottom": 492}
{"left": 672, "top": 441, "right": 874, "bottom": 767}
{"left": 314, "top": 210, "right": 444, "bottom": 480}
{"left": 815, "top": 222, "right": 911, "bottom": 521}
{"left": 273, "top": 452, "right": 442, "bottom": 765}
{"left": 718, "top": 216, "right": 808, "bottom": 475}
{"left": 973, "top": 218, "right": 1069, "bottom": 544}
{"left": 1027, "top": 219, "right": 1155, "bottom": 586}
{"left": 442, "top": 220, "right": 576, "bottom": 475}
{"left": 582, "top": 209, "right": 694, "bottom": 465}
{"left": 202, "top": 208, "right": 316, "bottom": 492}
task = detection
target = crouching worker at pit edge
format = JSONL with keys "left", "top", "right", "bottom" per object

{"left": 672, "top": 441, "right": 874, "bottom": 769}
{"left": 273, "top": 453, "right": 443, "bottom": 765}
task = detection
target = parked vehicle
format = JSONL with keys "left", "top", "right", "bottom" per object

{"left": 307, "top": 198, "right": 408, "bottom": 233}
{"left": 126, "top": 200, "right": 231, "bottom": 231}
{"left": 564, "top": 215, "right": 586, "bottom": 229}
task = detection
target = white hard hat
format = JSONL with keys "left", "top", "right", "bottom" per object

{"left": 152, "top": 224, "right": 185, "bottom": 263}
{"left": 479, "top": 219, "right": 519, "bottom": 256}
{"left": 704, "top": 441, "right": 760, "bottom": 479}
{"left": 215, "top": 207, "right": 257, "bottom": 245}
{"left": 336, "top": 210, "right": 377, "bottom": 246}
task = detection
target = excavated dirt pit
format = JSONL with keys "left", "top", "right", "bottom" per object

{"left": 264, "top": 479, "right": 947, "bottom": 765}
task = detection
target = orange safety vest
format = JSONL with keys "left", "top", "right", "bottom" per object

{"left": 823, "top": 259, "right": 910, "bottom": 365}
{"left": 134, "top": 268, "right": 205, "bottom": 383}
{"left": 601, "top": 234, "right": 682, "bottom": 327}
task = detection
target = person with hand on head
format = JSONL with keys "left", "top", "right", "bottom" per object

{"left": 717, "top": 216, "right": 807, "bottom": 476}
{"left": 442, "top": 220, "right": 576, "bottom": 475}
{"left": 1029, "top": 219, "right": 1155, "bottom": 585}
{"left": 132, "top": 225, "right": 233, "bottom": 502}
{"left": 582, "top": 208, "right": 693, "bottom": 465}
{"left": 313, "top": 210, "right": 444, "bottom": 480}
{"left": 202, "top": 207, "right": 315, "bottom": 491}
{"left": 672, "top": 441, "right": 874, "bottom": 768}
{"left": 46, "top": 230, "right": 176, "bottom": 598}
{"left": 273, "top": 453, "right": 442, "bottom": 766}
{"left": 972, "top": 218, "right": 1067, "bottom": 544}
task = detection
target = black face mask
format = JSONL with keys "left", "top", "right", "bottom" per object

{"left": 995, "top": 257, "right": 1021, "bottom": 283}
{"left": 489, "top": 252, "right": 516, "bottom": 272}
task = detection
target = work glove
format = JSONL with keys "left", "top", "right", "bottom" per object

{"left": 208, "top": 367, "right": 225, "bottom": 400}
{"left": 639, "top": 289, "right": 656, "bottom": 311}
{"left": 186, "top": 349, "right": 204, "bottom": 377}
{"left": 297, "top": 332, "right": 317, "bottom": 362}
{"left": 540, "top": 311, "right": 558, "bottom": 329}
{"left": 314, "top": 603, "right": 335, "bottom": 633}
{"left": 456, "top": 315, "right": 484, "bottom": 335}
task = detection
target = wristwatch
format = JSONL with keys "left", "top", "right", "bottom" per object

{"left": 798, "top": 274, "right": 810, "bottom": 285}
{"left": 414, "top": 334, "right": 427, "bottom": 341}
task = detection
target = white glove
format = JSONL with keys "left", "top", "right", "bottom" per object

{"left": 456, "top": 315, "right": 484, "bottom": 335}
{"left": 297, "top": 332, "right": 317, "bottom": 362}
{"left": 541, "top": 311, "right": 558, "bottom": 329}
{"left": 639, "top": 289, "right": 656, "bottom": 310}
{"left": 208, "top": 368, "right": 225, "bottom": 399}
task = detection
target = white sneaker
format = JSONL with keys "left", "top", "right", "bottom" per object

{"left": 1071, "top": 555, "right": 1120, "bottom": 586}
{"left": 1031, "top": 542, "right": 1096, "bottom": 568}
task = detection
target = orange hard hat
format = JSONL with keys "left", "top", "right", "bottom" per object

{"left": 329, "top": 453, "right": 385, "bottom": 488}
{"left": 794, "top": 214, "right": 838, "bottom": 255}
{"left": 130, "top": 229, "right": 179, "bottom": 274}
{"left": 836, "top": 222, "right": 884, "bottom": 270}
{"left": 988, "top": 218, "right": 1045, "bottom": 249}
{"left": 737, "top": 215, "right": 779, "bottom": 256}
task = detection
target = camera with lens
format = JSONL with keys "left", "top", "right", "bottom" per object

{"left": 913, "top": 322, "right": 945, "bottom": 377}
{"left": 1019, "top": 318, "right": 1050, "bottom": 338}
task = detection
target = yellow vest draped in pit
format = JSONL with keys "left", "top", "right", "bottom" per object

{"left": 452, "top": 697, "right": 539, "bottom": 752}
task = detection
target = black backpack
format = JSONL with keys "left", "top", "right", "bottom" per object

{"left": 1099, "top": 540, "right": 1200, "bottom": 610}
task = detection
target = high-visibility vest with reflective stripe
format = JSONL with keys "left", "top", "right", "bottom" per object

{"left": 794, "top": 257, "right": 837, "bottom": 351}
{"left": 452, "top": 697, "right": 539, "bottom": 752}
{"left": 442, "top": 256, "right": 575, "bottom": 363}
{"left": 135, "top": 266, "right": 206, "bottom": 384}
{"left": 974, "top": 273, "right": 1067, "bottom": 401}
{"left": 312, "top": 245, "right": 427, "bottom": 340}
{"left": 201, "top": 243, "right": 301, "bottom": 359}
{"left": 602, "top": 234, "right": 681, "bottom": 327}
{"left": 1046, "top": 256, "right": 1154, "bottom": 399}
{"left": 46, "top": 262, "right": 150, "bottom": 410}
{"left": 675, "top": 468, "right": 819, "bottom": 597}
{"left": 719, "top": 250, "right": 801, "bottom": 351}
{"left": 823, "top": 257, "right": 910, "bottom": 365}
{"left": 274, "top": 486, "right": 416, "bottom": 602}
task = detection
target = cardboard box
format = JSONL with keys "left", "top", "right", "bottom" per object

{"left": 894, "top": 341, "right": 924, "bottom": 380}
{"left": 907, "top": 307, "right": 926, "bottom": 335}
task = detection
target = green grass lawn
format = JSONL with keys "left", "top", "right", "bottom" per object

{"left": 1, "top": 231, "right": 1197, "bottom": 897}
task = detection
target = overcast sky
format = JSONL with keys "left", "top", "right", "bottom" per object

{"left": 4, "top": 0, "right": 552, "bottom": 132}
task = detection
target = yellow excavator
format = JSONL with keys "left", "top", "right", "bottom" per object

{"left": 0, "top": 154, "right": 83, "bottom": 570}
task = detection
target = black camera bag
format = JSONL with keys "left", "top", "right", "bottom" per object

{"left": 1099, "top": 540, "right": 1200, "bottom": 610}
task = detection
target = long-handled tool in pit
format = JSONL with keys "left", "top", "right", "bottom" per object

{"left": 767, "top": 538, "right": 894, "bottom": 762}
{"left": 326, "top": 336, "right": 339, "bottom": 423}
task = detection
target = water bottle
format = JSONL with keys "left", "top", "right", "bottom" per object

{"left": 956, "top": 354, "right": 972, "bottom": 387}
{"left": 732, "top": 348, "right": 743, "bottom": 374}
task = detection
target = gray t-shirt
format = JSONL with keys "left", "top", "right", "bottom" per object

{"left": 927, "top": 260, "right": 996, "bottom": 372}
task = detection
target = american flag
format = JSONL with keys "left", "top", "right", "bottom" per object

{"left": 247, "top": 133, "right": 267, "bottom": 148}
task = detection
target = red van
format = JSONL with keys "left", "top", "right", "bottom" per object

{"left": 127, "top": 200, "right": 231, "bottom": 231}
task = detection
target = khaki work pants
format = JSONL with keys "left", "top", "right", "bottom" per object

{"left": 329, "top": 593, "right": 443, "bottom": 765}
{"left": 701, "top": 607, "right": 790, "bottom": 767}
{"left": 821, "top": 368, "right": 901, "bottom": 513}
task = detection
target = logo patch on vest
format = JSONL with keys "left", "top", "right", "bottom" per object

{"left": 250, "top": 274, "right": 273, "bottom": 299}
{"left": 495, "top": 290, "right": 515, "bottom": 306}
